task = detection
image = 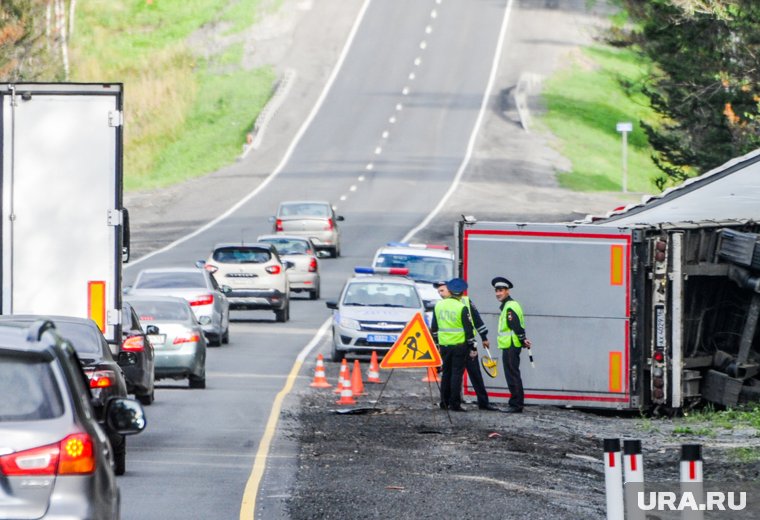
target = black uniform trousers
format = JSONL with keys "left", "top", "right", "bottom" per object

{"left": 440, "top": 343, "right": 468, "bottom": 409}
{"left": 465, "top": 352, "right": 490, "bottom": 408}
{"left": 501, "top": 347, "right": 524, "bottom": 410}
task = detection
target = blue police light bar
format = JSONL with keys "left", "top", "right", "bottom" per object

{"left": 354, "top": 266, "right": 410, "bottom": 275}
{"left": 385, "top": 242, "right": 449, "bottom": 250}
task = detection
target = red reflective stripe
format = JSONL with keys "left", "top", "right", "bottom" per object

{"left": 630, "top": 455, "right": 637, "bottom": 472}
{"left": 690, "top": 461, "right": 696, "bottom": 480}
{"left": 608, "top": 452, "right": 615, "bottom": 467}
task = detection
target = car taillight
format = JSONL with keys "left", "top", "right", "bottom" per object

{"left": 58, "top": 433, "right": 95, "bottom": 475}
{"left": 266, "top": 265, "right": 282, "bottom": 275}
{"left": 174, "top": 333, "right": 201, "bottom": 345}
{"left": 275, "top": 219, "right": 283, "bottom": 232}
{"left": 0, "top": 433, "right": 95, "bottom": 476}
{"left": 324, "top": 218, "right": 334, "bottom": 231}
{"left": 0, "top": 443, "right": 58, "bottom": 476}
{"left": 308, "top": 258, "right": 318, "bottom": 272}
{"left": 190, "top": 294, "right": 214, "bottom": 306}
{"left": 122, "top": 335, "right": 145, "bottom": 352}
{"left": 86, "top": 370, "right": 115, "bottom": 388}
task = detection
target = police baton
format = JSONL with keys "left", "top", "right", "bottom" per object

{"left": 526, "top": 342, "right": 535, "bottom": 368}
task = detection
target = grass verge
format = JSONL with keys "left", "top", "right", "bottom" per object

{"left": 68, "top": 0, "right": 276, "bottom": 191}
{"left": 539, "top": 45, "right": 662, "bottom": 194}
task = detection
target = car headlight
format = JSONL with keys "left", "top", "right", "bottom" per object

{"left": 198, "top": 316, "right": 212, "bottom": 325}
{"left": 338, "top": 317, "right": 361, "bottom": 330}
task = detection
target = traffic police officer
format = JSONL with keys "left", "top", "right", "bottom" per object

{"left": 430, "top": 278, "right": 475, "bottom": 412}
{"left": 434, "top": 281, "right": 499, "bottom": 411}
{"left": 492, "top": 276, "right": 531, "bottom": 413}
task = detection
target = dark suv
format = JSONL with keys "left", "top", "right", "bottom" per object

{"left": 0, "top": 320, "right": 145, "bottom": 519}
{"left": 0, "top": 315, "right": 134, "bottom": 475}
{"left": 115, "top": 301, "right": 156, "bottom": 405}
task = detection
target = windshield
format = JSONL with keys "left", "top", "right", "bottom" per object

{"left": 342, "top": 282, "right": 421, "bottom": 308}
{"left": 374, "top": 254, "right": 454, "bottom": 283}
{"left": 279, "top": 203, "right": 330, "bottom": 218}
{"left": 129, "top": 300, "right": 192, "bottom": 322}
{"left": 53, "top": 322, "right": 103, "bottom": 355}
{"left": 259, "top": 238, "right": 311, "bottom": 255}
{"left": 212, "top": 247, "right": 272, "bottom": 264}
{"left": 0, "top": 357, "right": 64, "bottom": 421}
{"left": 136, "top": 271, "right": 207, "bottom": 289}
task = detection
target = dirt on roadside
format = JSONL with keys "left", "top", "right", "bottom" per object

{"left": 283, "top": 366, "right": 760, "bottom": 519}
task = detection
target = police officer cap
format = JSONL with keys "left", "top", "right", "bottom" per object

{"left": 433, "top": 281, "right": 447, "bottom": 288}
{"left": 491, "top": 276, "right": 513, "bottom": 289}
{"left": 446, "top": 278, "right": 468, "bottom": 294}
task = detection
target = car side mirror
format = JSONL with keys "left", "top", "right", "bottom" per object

{"left": 325, "top": 301, "right": 338, "bottom": 310}
{"left": 285, "top": 261, "right": 295, "bottom": 270}
{"left": 145, "top": 325, "right": 159, "bottom": 335}
{"left": 316, "top": 250, "right": 330, "bottom": 259}
{"left": 105, "top": 397, "right": 146, "bottom": 435}
{"left": 268, "top": 216, "right": 276, "bottom": 223}
{"left": 195, "top": 260, "right": 206, "bottom": 269}
{"left": 221, "top": 285, "right": 232, "bottom": 294}
{"left": 424, "top": 300, "right": 437, "bottom": 311}
{"left": 117, "top": 351, "right": 137, "bottom": 367}
{"left": 336, "top": 215, "right": 345, "bottom": 222}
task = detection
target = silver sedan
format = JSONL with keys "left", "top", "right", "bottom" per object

{"left": 257, "top": 234, "right": 322, "bottom": 299}
{"left": 126, "top": 267, "right": 231, "bottom": 347}
{"left": 126, "top": 295, "right": 207, "bottom": 389}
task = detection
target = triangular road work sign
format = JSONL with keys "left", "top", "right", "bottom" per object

{"left": 380, "top": 313, "right": 442, "bottom": 369}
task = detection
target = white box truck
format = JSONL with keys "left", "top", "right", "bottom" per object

{"left": 1, "top": 83, "right": 127, "bottom": 343}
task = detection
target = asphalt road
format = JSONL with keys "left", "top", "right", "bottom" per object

{"left": 119, "top": 1, "right": 510, "bottom": 518}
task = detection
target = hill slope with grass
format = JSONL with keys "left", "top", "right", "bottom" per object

{"left": 69, "top": 0, "right": 278, "bottom": 191}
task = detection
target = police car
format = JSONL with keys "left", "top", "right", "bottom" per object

{"left": 325, "top": 267, "right": 435, "bottom": 362}
{"left": 372, "top": 243, "right": 455, "bottom": 305}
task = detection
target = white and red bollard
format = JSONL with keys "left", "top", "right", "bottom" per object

{"left": 604, "top": 438, "right": 624, "bottom": 520}
{"left": 680, "top": 444, "right": 704, "bottom": 520}
{"left": 623, "top": 439, "right": 645, "bottom": 520}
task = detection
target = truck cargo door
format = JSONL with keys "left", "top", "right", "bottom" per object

{"left": 461, "top": 222, "right": 633, "bottom": 409}
{"left": 1, "top": 84, "right": 123, "bottom": 342}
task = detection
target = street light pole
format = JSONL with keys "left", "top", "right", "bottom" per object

{"left": 616, "top": 122, "right": 632, "bottom": 193}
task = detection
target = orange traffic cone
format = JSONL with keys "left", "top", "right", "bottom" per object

{"left": 351, "top": 360, "right": 365, "bottom": 396}
{"left": 334, "top": 358, "right": 349, "bottom": 393}
{"left": 335, "top": 372, "right": 357, "bottom": 405}
{"left": 309, "top": 354, "right": 332, "bottom": 388}
{"left": 366, "top": 351, "right": 382, "bottom": 384}
{"left": 422, "top": 366, "right": 441, "bottom": 382}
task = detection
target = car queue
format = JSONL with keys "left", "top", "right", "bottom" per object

{"left": 0, "top": 198, "right": 465, "bottom": 518}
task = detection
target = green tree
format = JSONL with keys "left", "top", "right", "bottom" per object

{"left": 0, "top": 0, "right": 63, "bottom": 81}
{"left": 619, "top": 0, "right": 760, "bottom": 188}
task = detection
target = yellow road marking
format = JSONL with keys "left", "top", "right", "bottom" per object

{"left": 239, "top": 319, "right": 330, "bottom": 519}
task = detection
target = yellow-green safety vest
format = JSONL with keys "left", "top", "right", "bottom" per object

{"left": 434, "top": 298, "right": 466, "bottom": 345}
{"left": 461, "top": 296, "right": 475, "bottom": 327}
{"left": 497, "top": 300, "right": 525, "bottom": 349}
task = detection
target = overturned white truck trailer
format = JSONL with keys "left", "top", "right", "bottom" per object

{"left": 459, "top": 150, "right": 760, "bottom": 411}
{"left": 0, "top": 83, "right": 127, "bottom": 342}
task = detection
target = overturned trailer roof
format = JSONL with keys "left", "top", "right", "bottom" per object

{"left": 593, "top": 148, "right": 760, "bottom": 226}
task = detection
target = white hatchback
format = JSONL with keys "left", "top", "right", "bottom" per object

{"left": 203, "top": 242, "right": 292, "bottom": 322}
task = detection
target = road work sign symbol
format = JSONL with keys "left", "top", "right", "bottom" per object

{"left": 380, "top": 313, "right": 441, "bottom": 369}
